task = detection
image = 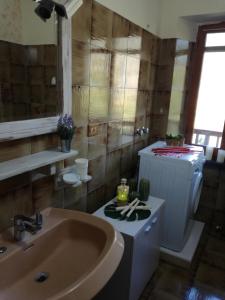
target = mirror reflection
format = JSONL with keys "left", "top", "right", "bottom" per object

{"left": 0, "top": 0, "right": 60, "bottom": 122}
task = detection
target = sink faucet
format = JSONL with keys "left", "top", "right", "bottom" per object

{"left": 13, "top": 212, "right": 43, "bottom": 241}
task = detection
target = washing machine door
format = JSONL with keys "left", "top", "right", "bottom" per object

{"left": 191, "top": 171, "right": 203, "bottom": 214}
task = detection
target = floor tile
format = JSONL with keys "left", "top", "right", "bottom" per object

{"left": 140, "top": 230, "right": 225, "bottom": 300}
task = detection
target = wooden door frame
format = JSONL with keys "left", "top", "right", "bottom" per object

{"left": 184, "top": 22, "right": 225, "bottom": 149}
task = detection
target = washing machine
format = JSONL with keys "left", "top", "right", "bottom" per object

{"left": 138, "top": 141, "right": 205, "bottom": 252}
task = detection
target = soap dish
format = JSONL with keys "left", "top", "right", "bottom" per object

{"left": 81, "top": 175, "right": 92, "bottom": 183}
{"left": 63, "top": 173, "right": 80, "bottom": 185}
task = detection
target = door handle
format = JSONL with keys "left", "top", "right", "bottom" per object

{"left": 152, "top": 217, "right": 158, "bottom": 225}
{"left": 145, "top": 225, "right": 152, "bottom": 233}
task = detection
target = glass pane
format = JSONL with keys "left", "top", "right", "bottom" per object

{"left": 176, "top": 39, "right": 189, "bottom": 51}
{"left": 194, "top": 52, "right": 225, "bottom": 133}
{"left": 175, "top": 55, "right": 188, "bottom": 65}
{"left": 208, "top": 136, "right": 217, "bottom": 147}
{"left": 197, "top": 135, "right": 206, "bottom": 145}
{"left": 192, "top": 134, "right": 196, "bottom": 144}
{"left": 206, "top": 33, "right": 225, "bottom": 47}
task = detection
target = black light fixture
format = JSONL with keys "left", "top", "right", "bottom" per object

{"left": 54, "top": 3, "right": 67, "bottom": 18}
{"left": 34, "top": 0, "right": 67, "bottom": 22}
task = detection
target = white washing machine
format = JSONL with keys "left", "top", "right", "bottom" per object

{"left": 138, "top": 141, "right": 205, "bottom": 252}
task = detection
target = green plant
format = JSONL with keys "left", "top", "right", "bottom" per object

{"left": 166, "top": 133, "right": 183, "bottom": 140}
{"left": 129, "top": 178, "right": 138, "bottom": 192}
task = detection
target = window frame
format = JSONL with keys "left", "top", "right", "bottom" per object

{"left": 184, "top": 22, "right": 225, "bottom": 149}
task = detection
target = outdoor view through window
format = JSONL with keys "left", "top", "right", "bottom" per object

{"left": 192, "top": 32, "right": 225, "bottom": 147}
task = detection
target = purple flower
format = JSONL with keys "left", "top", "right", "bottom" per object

{"left": 57, "top": 114, "right": 75, "bottom": 139}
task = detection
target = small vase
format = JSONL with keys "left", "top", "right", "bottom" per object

{"left": 61, "top": 139, "right": 71, "bottom": 153}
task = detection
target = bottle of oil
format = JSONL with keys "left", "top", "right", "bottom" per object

{"left": 117, "top": 178, "right": 129, "bottom": 206}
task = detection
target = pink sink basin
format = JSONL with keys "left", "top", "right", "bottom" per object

{"left": 0, "top": 208, "right": 124, "bottom": 300}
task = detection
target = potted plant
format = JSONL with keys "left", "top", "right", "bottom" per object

{"left": 165, "top": 134, "right": 184, "bottom": 146}
{"left": 57, "top": 114, "right": 75, "bottom": 152}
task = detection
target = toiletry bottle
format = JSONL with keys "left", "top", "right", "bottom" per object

{"left": 117, "top": 178, "right": 129, "bottom": 206}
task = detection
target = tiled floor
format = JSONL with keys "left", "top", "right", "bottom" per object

{"left": 140, "top": 228, "right": 225, "bottom": 300}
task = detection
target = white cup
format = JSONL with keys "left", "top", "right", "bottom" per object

{"left": 75, "top": 158, "right": 88, "bottom": 180}
{"left": 217, "top": 149, "right": 225, "bottom": 163}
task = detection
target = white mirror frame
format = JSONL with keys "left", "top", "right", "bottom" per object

{"left": 0, "top": 18, "right": 72, "bottom": 142}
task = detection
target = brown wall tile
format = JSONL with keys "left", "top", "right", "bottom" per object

{"left": 0, "top": 139, "right": 31, "bottom": 162}
{"left": 109, "top": 88, "right": 124, "bottom": 121}
{"left": 110, "top": 53, "right": 126, "bottom": 88}
{"left": 0, "top": 192, "right": 14, "bottom": 232}
{"left": 128, "top": 23, "right": 142, "bottom": 57}
{"left": 105, "top": 149, "right": 121, "bottom": 181}
{"left": 87, "top": 185, "right": 106, "bottom": 213}
{"left": 13, "top": 185, "right": 33, "bottom": 217}
{"left": 72, "top": 0, "right": 92, "bottom": 43}
{"left": 112, "top": 14, "right": 129, "bottom": 52}
{"left": 0, "top": 174, "right": 30, "bottom": 196}
{"left": 88, "top": 155, "right": 106, "bottom": 192}
{"left": 64, "top": 184, "right": 87, "bottom": 211}
{"left": 91, "top": 2, "right": 113, "bottom": 49}
{"left": 72, "top": 40, "right": 90, "bottom": 86}
{"left": 125, "top": 56, "right": 140, "bottom": 89}
{"left": 31, "top": 134, "right": 58, "bottom": 153}
{"left": 89, "top": 87, "right": 109, "bottom": 122}
{"left": 72, "top": 85, "right": 89, "bottom": 126}
{"left": 107, "top": 121, "right": 123, "bottom": 151}
{"left": 32, "top": 176, "right": 54, "bottom": 211}
{"left": 90, "top": 47, "right": 111, "bottom": 87}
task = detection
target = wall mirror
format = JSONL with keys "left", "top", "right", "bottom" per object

{"left": 0, "top": 0, "right": 72, "bottom": 141}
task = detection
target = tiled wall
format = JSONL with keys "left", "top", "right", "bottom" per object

{"left": 2, "top": 0, "right": 220, "bottom": 235}
{"left": 0, "top": 41, "right": 58, "bottom": 122}
{"left": 150, "top": 39, "right": 176, "bottom": 139}
{"left": 0, "top": 0, "right": 161, "bottom": 232}
{"left": 0, "top": 135, "right": 59, "bottom": 232}
{"left": 150, "top": 39, "right": 192, "bottom": 140}
{"left": 69, "top": 0, "right": 160, "bottom": 213}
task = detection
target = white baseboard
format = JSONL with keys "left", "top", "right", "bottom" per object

{"left": 160, "top": 220, "right": 204, "bottom": 268}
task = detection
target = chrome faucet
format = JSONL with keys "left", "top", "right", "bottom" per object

{"left": 13, "top": 212, "right": 43, "bottom": 241}
{"left": 136, "top": 127, "right": 149, "bottom": 136}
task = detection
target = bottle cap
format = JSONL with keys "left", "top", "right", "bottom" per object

{"left": 121, "top": 178, "right": 127, "bottom": 184}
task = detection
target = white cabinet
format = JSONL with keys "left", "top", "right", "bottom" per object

{"left": 93, "top": 196, "right": 164, "bottom": 300}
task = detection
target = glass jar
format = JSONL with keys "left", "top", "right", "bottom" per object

{"left": 117, "top": 178, "right": 129, "bottom": 206}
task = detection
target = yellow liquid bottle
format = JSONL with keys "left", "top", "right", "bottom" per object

{"left": 117, "top": 178, "right": 129, "bottom": 206}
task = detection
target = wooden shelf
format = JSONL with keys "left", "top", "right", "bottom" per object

{"left": 0, "top": 149, "right": 78, "bottom": 181}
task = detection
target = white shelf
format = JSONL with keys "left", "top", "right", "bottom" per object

{"left": 0, "top": 149, "right": 78, "bottom": 181}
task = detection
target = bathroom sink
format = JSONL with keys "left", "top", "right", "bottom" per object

{"left": 0, "top": 208, "right": 124, "bottom": 300}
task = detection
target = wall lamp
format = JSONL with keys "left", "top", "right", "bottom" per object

{"left": 34, "top": 0, "right": 83, "bottom": 22}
